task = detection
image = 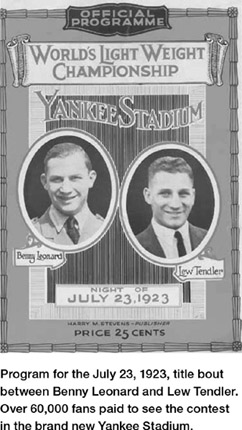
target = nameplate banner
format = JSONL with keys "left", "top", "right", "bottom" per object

{"left": 7, "top": 35, "right": 228, "bottom": 87}
{"left": 64, "top": 4, "right": 171, "bottom": 35}
{"left": 56, "top": 285, "right": 182, "bottom": 307}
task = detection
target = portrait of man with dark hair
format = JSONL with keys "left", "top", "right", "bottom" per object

{"left": 32, "top": 142, "right": 104, "bottom": 246}
{"left": 136, "top": 156, "right": 207, "bottom": 259}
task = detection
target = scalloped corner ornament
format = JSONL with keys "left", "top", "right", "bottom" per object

{"left": 205, "top": 33, "right": 229, "bottom": 86}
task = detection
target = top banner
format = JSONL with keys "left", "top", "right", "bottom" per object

{"left": 64, "top": 4, "right": 171, "bottom": 35}
{"left": 7, "top": 34, "right": 228, "bottom": 87}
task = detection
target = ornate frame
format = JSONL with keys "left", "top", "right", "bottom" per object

{"left": 0, "top": 7, "right": 240, "bottom": 353}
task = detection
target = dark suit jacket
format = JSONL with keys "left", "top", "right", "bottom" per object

{"left": 136, "top": 223, "right": 207, "bottom": 258}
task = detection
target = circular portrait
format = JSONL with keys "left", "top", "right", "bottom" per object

{"left": 120, "top": 143, "right": 220, "bottom": 266}
{"left": 19, "top": 129, "right": 119, "bottom": 252}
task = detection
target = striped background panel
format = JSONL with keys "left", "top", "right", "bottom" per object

{"left": 44, "top": 93, "right": 190, "bottom": 302}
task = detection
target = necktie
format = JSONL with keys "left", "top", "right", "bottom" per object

{"left": 174, "top": 231, "right": 186, "bottom": 257}
{"left": 65, "top": 216, "right": 80, "bottom": 244}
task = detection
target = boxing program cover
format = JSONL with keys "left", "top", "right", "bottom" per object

{"left": 0, "top": 0, "right": 241, "bottom": 352}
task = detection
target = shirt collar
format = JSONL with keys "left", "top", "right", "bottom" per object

{"left": 49, "top": 204, "right": 90, "bottom": 234}
{"left": 152, "top": 218, "right": 190, "bottom": 241}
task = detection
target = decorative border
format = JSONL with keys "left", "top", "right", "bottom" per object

{"left": 0, "top": 7, "right": 241, "bottom": 353}
{"left": 0, "top": 9, "right": 8, "bottom": 353}
{"left": 228, "top": 7, "right": 241, "bottom": 348}
{"left": 1, "top": 8, "right": 231, "bottom": 19}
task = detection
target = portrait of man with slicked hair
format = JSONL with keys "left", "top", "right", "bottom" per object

{"left": 136, "top": 156, "right": 207, "bottom": 259}
{"left": 32, "top": 142, "right": 104, "bottom": 246}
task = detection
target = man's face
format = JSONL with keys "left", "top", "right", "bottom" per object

{"left": 41, "top": 152, "right": 96, "bottom": 216}
{"left": 144, "top": 171, "right": 195, "bottom": 229}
